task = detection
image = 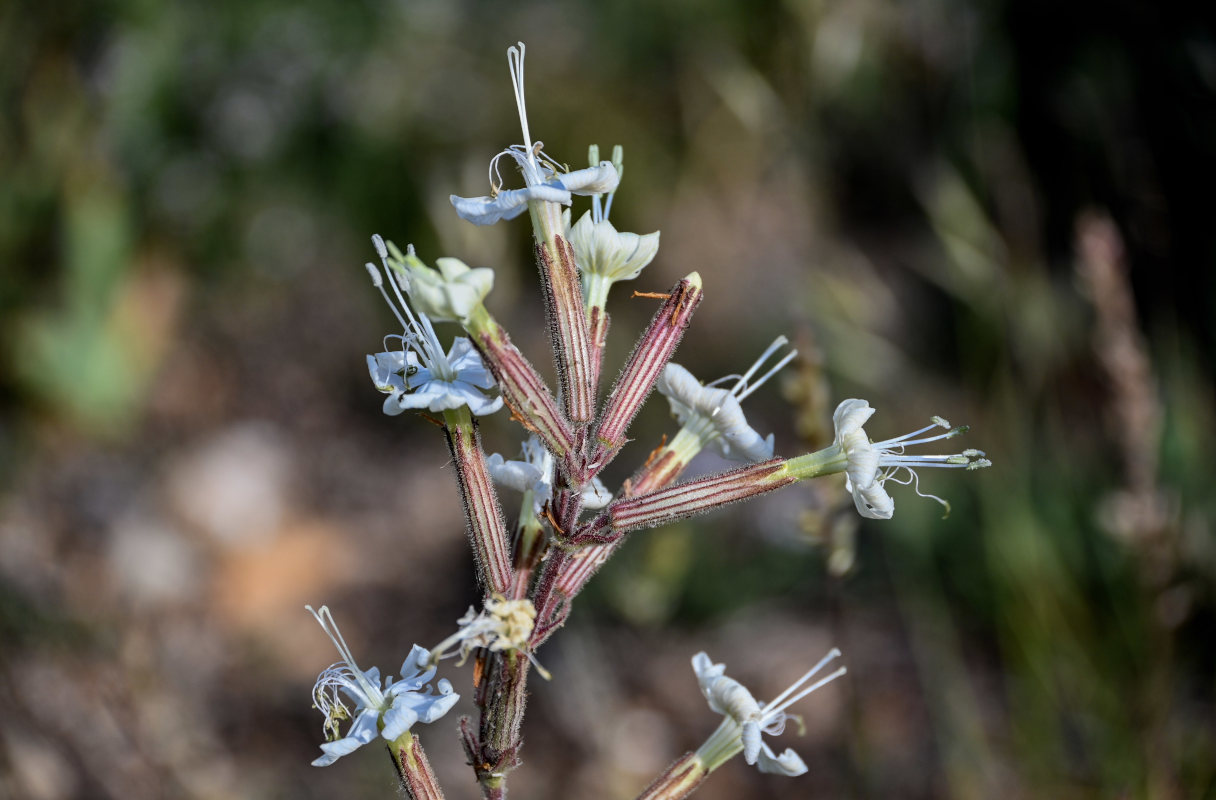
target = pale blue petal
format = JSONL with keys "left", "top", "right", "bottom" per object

{"left": 382, "top": 393, "right": 407, "bottom": 416}
{"left": 451, "top": 185, "right": 571, "bottom": 225}
{"left": 398, "top": 645, "right": 435, "bottom": 683}
{"left": 380, "top": 701, "right": 420, "bottom": 741}
{"left": 312, "top": 709, "right": 378, "bottom": 767}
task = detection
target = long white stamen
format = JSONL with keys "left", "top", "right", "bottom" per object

{"left": 507, "top": 43, "right": 534, "bottom": 168}
{"left": 768, "top": 666, "right": 848, "bottom": 720}
{"left": 731, "top": 337, "right": 790, "bottom": 397}
{"left": 307, "top": 605, "right": 382, "bottom": 700}
{"left": 763, "top": 647, "right": 841, "bottom": 714}
{"left": 736, "top": 351, "right": 798, "bottom": 402}
{"left": 366, "top": 263, "right": 410, "bottom": 332}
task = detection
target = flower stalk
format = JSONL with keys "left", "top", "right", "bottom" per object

{"left": 464, "top": 304, "right": 576, "bottom": 461}
{"left": 390, "top": 733, "right": 447, "bottom": 800}
{"left": 571, "top": 459, "right": 795, "bottom": 546}
{"left": 635, "top": 752, "right": 709, "bottom": 800}
{"left": 443, "top": 407, "right": 513, "bottom": 595}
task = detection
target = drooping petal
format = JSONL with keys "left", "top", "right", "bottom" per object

{"left": 569, "top": 211, "right": 660, "bottom": 283}
{"left": 312, "top": 708, "right": 379, "bottom": 766}
{"left": 755, "top": 742, "right": 809, "bottom": 776}
{"left": 705, "top": 393, "right": 775, "bottom": 462}
{"left": 368, "top": 353, "right": 407, "bottom": 394}
{"left": 851, "top": 480, "right": 895, "bottom": 520}
{"left": 394, "top": 255, "right": 494, "bottom": 323}
{"left": 415, "top": 679, "right": 460, "bottom": 724}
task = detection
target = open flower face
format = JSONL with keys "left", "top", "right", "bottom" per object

{"left": 307, "top": 606, "right": 459, "bottom": 767}
{"left": 449, "top": 44, "right": 618, "bottom": 227}
{"left": 832, "top": 399, "right": 991, "bottom": 519}
{"left": 364, "top": 238, "right": 503, "bottom": 417}
{"left": 692, "top": 649, "right": 846, "bottom": 776}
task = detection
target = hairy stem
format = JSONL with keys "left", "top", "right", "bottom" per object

{"left": 444, "top": 408, "right": 513, "bottom": 595}
{"left": 635, "top": 752, "right": 708, "bottom": 800}
{"left": 389, "top": 734, "right": 447, "bottom": 800}
{"left": 465, "top": 305, "right": 575, "bottom": 459}
{"left": 592, "top": 273, "right": 703, "bottom": 474}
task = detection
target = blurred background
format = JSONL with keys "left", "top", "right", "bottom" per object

{"left": 2, "top": 0, "right": 1214, "bottom": 798}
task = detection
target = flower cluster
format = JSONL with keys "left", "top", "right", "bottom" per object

{"left": 306, "top": 39, "right": 991, "bottom": 800}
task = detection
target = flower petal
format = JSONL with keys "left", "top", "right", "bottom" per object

{"left": 380, "top": 701, "right": 420, "bottom": 741}
{"left": 397, "top": 645, "right": 436, "bottom": 685}
{"left": 852, "top": 480, "right": 895, "bottom": 520}
{"left": 312, "top": 708, "right": 379, "bottom": 767}
{"left": 580, "top": 476, "right": 612, "bottom": 509}
{"left": 486, "top": 453, "right": 546, "bottom": 494}
{"left": 755, "top": 742, "right": 808, "bottom": 776}
{"left": 832, "top": 398, "right": 875, "bottom": 440}
{"left": 555, "top": 161, "right": 619, "bottom": 195}
{"left": 450, "top": 184, "right": 572, "bottom": 226}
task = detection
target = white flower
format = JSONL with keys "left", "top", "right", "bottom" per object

{"left": 656, "top": 337, "right": 797, "bottom": 462}
{"left": 383, "top": 240, "right": 494, "bottom": 323}
{"left": 449, "top": 43, "right": 619, "bottom": 226}
{"left": 692, "top": 649, "right": 846, "bottom": 776}
{"left": 486, "top": 434, "right": 612, "bottom": 512}
{"left": 568, "top": 210, "right": 660, "bottom": 283}
{"left": 429, "top": 595, "right": 551, "bottom": 679}
{"left": 832, "top": 398, "right": 991, "bottom": 520}
{"left": 365, "top": 239, "right": 503, "bottom": 417}
{"left": 306, "top": 605, "right": 458, "bottom": 767}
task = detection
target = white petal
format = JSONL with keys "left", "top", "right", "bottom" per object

{"left": 841, "top": 429, "right": 878, "bottom": 490}
{"left": 692, "top": 652, "right": 726, "bottom": 697}
{"left": 580, "top": 477, "right": 612, "bottom": 509}
{"left": 555, "top": 161, "right": 619, "bottom": 195}
{"left": 463, "top": 391, "right": 504, "bottom": 417}
{"left": 656, "top": 364, "right": 705, "bottom": 425}
{"left": 852, "top": 481, "right": 895, "bottom": 520}
{"left": 755, "top": 742, "right": 808, "bottom": 776}
{"left": 832, "top": 398, "right": 875, "bottom": 441}
{"left": 706, "top": 394, "right": 774, "bottom": 462}
{"left": 742, "top": 720, "right": 762, "bottom": 765}
{"left": 486, "top": 454, "right": 546, "bottom": 494}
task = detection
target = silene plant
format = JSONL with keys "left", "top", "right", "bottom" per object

{"left": 307, "top": 43, "right": 991, "bottom": 800}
